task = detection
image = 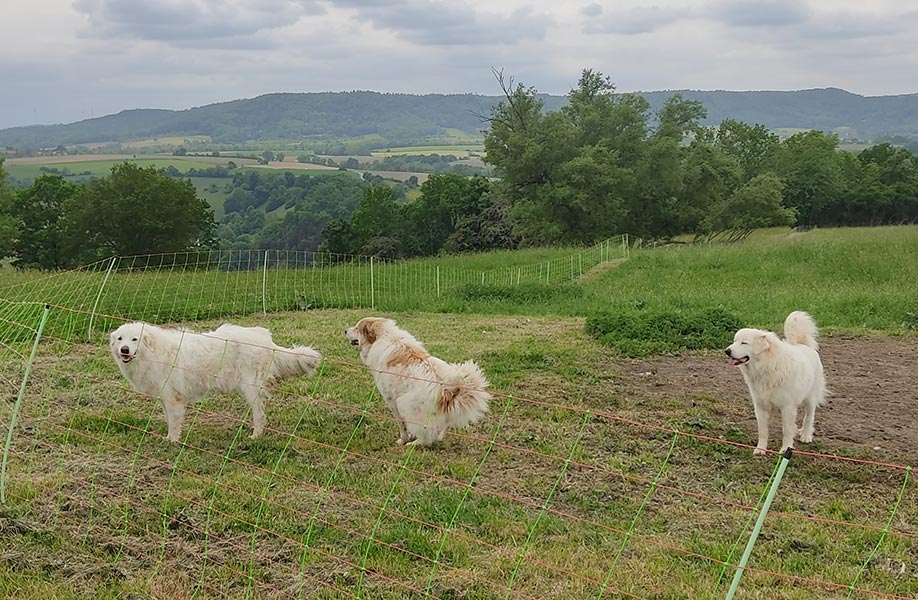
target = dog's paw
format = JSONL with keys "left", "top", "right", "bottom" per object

{"left": 796, "top": 428, "right": 814, "bottom": 443}
{"left": 396, "top": 437, "right": 405, "bottom": 445}
{"left": 753, "top": 447, "right": 767, "bottom": 456}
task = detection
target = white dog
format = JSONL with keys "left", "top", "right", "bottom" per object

{"left": 725, "top": 311, "right": 827, "bottom": 455}
{"left": 110, "top": 322, "right": 322, "bottom": 442}
{"left": 345, "top": 317, "right": 491, "bottom": 447}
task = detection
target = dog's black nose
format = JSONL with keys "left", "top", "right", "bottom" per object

{"left": 724, "top": 348, "right": 732, "bottom": 356}
{"left": 120, "top": 345, "right": 130, "bottom": 354}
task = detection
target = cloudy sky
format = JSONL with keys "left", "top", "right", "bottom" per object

{"left": 2, "top": 0, "right": 917, "bottom": 129}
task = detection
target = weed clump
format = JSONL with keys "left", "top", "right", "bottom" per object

{"left": 585, "top": 308, "right": 742, "bottom": 356}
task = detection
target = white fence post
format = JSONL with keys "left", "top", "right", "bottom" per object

{"left": 370, "top": 256, "right": 375, "bottom": 309}
{"left": 87, "top": 257, "right": 117, "bottom": 343}
{"left": 436, "top": 265, "right": 441, "bottom": 299}
{"left": 262, "top": 250, "right": 269, "bottom": 317}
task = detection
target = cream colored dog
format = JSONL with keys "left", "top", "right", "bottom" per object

{"left": 725, "top": 311, "right": 827, "bottom": 455}
{"left": 345, "top": 317, "right": 490, "bottom": 447}
{"left": 111, "top": 322, "right": 322, "bottom": 442}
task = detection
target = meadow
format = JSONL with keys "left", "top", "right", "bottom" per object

{"left": 0, "top": 227, "right": 916, "bottom": 599}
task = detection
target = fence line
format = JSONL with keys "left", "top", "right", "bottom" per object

{"left": 1, "top": 251, "right": 916, "bottom": 598}
{"left": 0, "top": 236, "right": 632, "bottom": 333}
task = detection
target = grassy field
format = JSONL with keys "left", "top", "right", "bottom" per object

{"left": 4, "top": 157, "right": 223, "bottom": 182}
{"left": 0, "top": 227, "right": 917, "bottom": 599}
{"left": 371, "top": 144, "right": 484, "bottom": 156}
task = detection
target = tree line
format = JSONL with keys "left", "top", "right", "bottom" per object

{"left": 319, "top": 70, "right": 918, "bottom": 256}
{"left": 0, "top": 161, "right": 215, "bottom": 269}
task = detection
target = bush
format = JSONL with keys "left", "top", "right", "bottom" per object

{"left": 585, "top": 308, "right": 742, "bottom": 356}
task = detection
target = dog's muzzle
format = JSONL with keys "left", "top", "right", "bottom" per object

{"left": 119, "top": 345, "right": 133, "bottom": 364}
{"left": 345, "top": 329, "right": 359, "bottom": 346}
{"left": 724, "top": 348, "right": 749, "bottom": 366}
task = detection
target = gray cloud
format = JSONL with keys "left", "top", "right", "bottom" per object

{"left": 710, "top": 0, "right": 811, "bottom": 28}
{"left": 328, "top": 0, "right": 551, "bottom": 46}
{"left": 73, "top": 0, "right": 320, "bottom": 42}
{"left": 580, "top": 4, "right": 602, "bottom": 18}
{"left": 581, "top": 5, "right": 695, "bottom": 35}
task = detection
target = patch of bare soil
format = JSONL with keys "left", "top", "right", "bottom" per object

{"left": 610, "top": 336, "right": 918, "bottom": 464}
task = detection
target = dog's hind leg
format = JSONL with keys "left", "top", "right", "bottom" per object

{"left": 162, "top": 395, "right": 186, "bottom": 443}
{"left": 243, "top": 387, "right": 268, "bottom": 438}
{"left": 753, "top": 401, "right": 771, "bottom": 455}
{"left": 797, "top": 397, "right": 817, "bottom": 443}
{"left": 780, "top": 404, "right": 798, "bottom": 452}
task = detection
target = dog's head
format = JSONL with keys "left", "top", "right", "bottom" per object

{"left": 724, "top": 328, "right": 772, "bottom": 366}
{"left": 109, "top": 322, "right": 154, "bottom": 365}
{"left": 345, "top": 317, "right": 393, "bottom": 350}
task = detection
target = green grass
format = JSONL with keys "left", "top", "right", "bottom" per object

{"left": 190, "top": 176, "right": 230, "bottom": 219}
{"left": 0, "top": 310, "right": 914, "bottom": 599}
{"left": 585, "top": 308, "right": 743, "bottom": 356}
{"left": 1, "top": 227, "right": 918, "bottom": 598}
{"left": 590, "top": 227, "right": 918, "bottom": 334}
{"left": 5, "top": 158, "right": 226, "bottom": 184}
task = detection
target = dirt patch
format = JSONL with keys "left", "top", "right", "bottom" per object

{"left": 609, "top": 336, "right": 918, "bottom": 464}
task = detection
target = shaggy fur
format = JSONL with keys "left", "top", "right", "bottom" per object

{"left": 110, "top": 322, "right": 322, "bottom": 442}
{"left": 345, "top": 317, "right": 490, "bottom": 447}
{"left": 725, "top": 311, "right": 827, "bottom": 455}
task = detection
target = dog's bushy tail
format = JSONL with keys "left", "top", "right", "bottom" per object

{"left": 784, "top": 311, "right": 819, "bottom": 351}
{"left": 271, "top": 345, "right": 323, "bottom": 380}
{"left": 437, "top": 360, "right": 491, "bottom": 429}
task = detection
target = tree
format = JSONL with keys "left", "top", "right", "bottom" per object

{"left": 404, "top": 174, "right": 491, "bottom": 255}
{"left": 0, "top": 159, "right": 18, "bottom": 258}
{"left": 349, "top": 186, "right": 405, "bottom": 256}
{"left": 701, "top": 173, "right": 795, "bottom": 241}
{"left": 62, "top": 162, "right": 216, "bottom": 262}
{"left": 777, "top": 131, "right": 843, "bottom": 227}
{"left": 654, "top": 93, "right": 706, "bottom": 140}
{"left": 13, "top": 174, "right": 80, "bottom": 269}
{"left": 713, "top": 119, "right": 780, "bottom": 179}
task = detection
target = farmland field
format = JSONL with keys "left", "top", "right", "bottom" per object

{"left": 0, "top": 227, "right": 916, "bottom": 599}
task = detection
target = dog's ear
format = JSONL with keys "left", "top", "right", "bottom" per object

{"left": 140, "top": 329, "right": 156, "bottom": 353}
{"left": 754, "top": 333, "right": 770, "bottom": 352}
{"left": 358, "top": 319, "right": 379, "bottom": 345}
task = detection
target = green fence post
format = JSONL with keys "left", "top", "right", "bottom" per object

{"left": 1, "top": 304, "right": 51, "bottom": 504}
{"left": 725, "top": 448, "right": 793, "bottom": 600}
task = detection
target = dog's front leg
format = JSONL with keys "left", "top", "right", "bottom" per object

{"left": 753, "top": 401, "right": 771, "bottom": 455}
{"left": 161, "top": 395, "right": 186, "bottom": 443}
{"left": 385, "top": 395, "right": 412, "bottom": 445}
{"left": 779, "top": 405, "right": 798, "bottom": 452}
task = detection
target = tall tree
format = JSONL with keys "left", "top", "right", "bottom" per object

{"left": 13, "top": 174, "right": 80, "bottom": 269}
{"left": 0, "top": 159, "right": 18, "bottom": 258}
{"left": 62, "top": 162, "right": 216, "bottom": 262}
{"left": 405, "top": 174, "right": 491, "bottom": 255}
{"left": 777, "top": 131, "right": 843, "bottom": 227}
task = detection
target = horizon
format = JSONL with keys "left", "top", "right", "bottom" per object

{"left": 4, "top": 85, "right": 916, "bottom": 131}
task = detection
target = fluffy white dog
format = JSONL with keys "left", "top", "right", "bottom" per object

{"left": 725, "top": 311, "right": 827, "bottom": 455}
{"left": 345, "top": 317, "right": 491, "bottom": 447}
{"left": 110, "top": 322, "right": 322, "bottom": 442}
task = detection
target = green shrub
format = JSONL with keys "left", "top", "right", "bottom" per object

{"left": 585, "top": 308, "right": 742, "bottom": 356}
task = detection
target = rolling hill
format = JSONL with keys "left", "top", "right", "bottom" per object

{"left": 2, "top": 88, "right": 917, "bottom": 150}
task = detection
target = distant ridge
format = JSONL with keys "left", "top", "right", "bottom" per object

{"left": 2, "top": 88, "right": 917, "bottom": 149}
